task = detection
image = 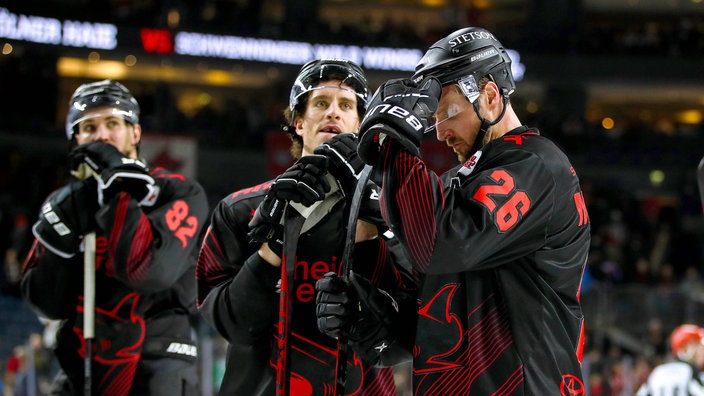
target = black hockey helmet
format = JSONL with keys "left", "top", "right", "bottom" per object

{"left": 288, "top": 58, "right": 370, "bottom": 122}
{"left": 65, "top": 79, "right": 140, "bottom": 140}
{"left": 412, "top": 27, "right": 515, "bottom": 103}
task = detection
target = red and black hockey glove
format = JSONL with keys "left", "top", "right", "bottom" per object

{"left": 315, "top": 271, "right": 399, "bottom": 365}
{"left": 32, "top": 179, "right": 99, "bottom": 259}
{"left": 358, "top": 77, "right": 441, "bottom": 165}
{"left": 313, "top": 133, "right": 364, "bottom": 198}
{"left": 69, "top": 142, "right": 159, "bottom": 207}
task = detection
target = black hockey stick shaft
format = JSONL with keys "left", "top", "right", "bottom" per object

{"left": 335, "top": 165, "right": 373, "bottom": 396}
{"left": 698, "top": 156, "right": 704, "bottom": 215}
{"left": 276, "top": 211, "right": 305, "bottom": 396}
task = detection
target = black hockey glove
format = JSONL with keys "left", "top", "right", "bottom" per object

{"left": 313, "top": 133, "right": 364, "bottom": 197}
{"left": 358, "top": 77, "right": 441, "bottom": 165}
{"left": 316, "top": 271, "right": 399, "bottom": 365}
{"left": 247, "top": 155, "right": 330, "bottom": 256}
{"left": 268, "top": 154, "right": 331, "bottom": 207}
{"left": 315, "top": 272, "right": 356, "bottom": 338}
{"left": 32, "top": 179, "right": 99, "bottom": 259}
{"left": 247, "top": 194, "right": 286, "bottom": 257}
{"left": 69, "top": 142, "right": 159, "bottom": 207}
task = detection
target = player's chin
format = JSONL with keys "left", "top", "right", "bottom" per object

{"left": 319, "top": 131, "right": 340, "bottom": 141}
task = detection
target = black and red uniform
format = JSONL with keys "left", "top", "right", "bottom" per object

{"left": 22, "top": 166, "right": 208, "bottom": 395}
{"left": 197, "top": 180, "right": 409, "bottom": 395}
{"left": 378, "top": 126, "right": 590, "bottom": 395}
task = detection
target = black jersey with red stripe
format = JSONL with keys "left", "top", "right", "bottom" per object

{"left": 21, "top": 166, "right": 208, "bottom": 395}
{"left": 196, "top": 179, "right": 410, "bottom": 395}
{"left": 378, "top": 126, "right": 590, "bottom": 395}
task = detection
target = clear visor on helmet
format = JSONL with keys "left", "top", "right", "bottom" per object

{"left": 425, "top": 80, "right": 477, "bottom": 134}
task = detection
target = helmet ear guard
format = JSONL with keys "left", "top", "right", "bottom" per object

{"left": 65, "top": 79, "right": 140, "bottom": 140}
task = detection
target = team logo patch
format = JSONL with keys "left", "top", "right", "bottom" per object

{"left": 560, "top": 374, "right": 585, "bottom": 396}
{"left": 458, "top": 150, "right": 482, "bottom": 176}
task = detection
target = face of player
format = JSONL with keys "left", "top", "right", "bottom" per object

{"left": 294, "top": 81, "right": 360, "bottom": 156}
{"left": 73, "top": 107, "right": 141, "bottom": 159}
{"left": 434, "top": 84, "right": 480, "bottom": 163}
{"left": 693, "top": 343, "right": 704, "bottom": 370}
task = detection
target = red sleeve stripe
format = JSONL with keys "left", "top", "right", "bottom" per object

{"left": 196, "top": 233, "right": 229, "bottom": 284}
{"left": 195, "top": 229, "right": 233, "bottom": 306}
{"left": 369, "top": 239, "right": 387, "bottom": 285}
{"left": 108, "top": 193, "right": 129, "bottom": 263}
{"left": 395, "top": 151, "right": 436, "bottom": 270}
{"left": 126, "top": 211, "right": 153, "bottom": 283}
{"left": 22, "top": 240, "right": 42, "bottom": 273}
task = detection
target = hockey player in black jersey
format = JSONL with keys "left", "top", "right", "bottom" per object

{"left": 22, "top": 79, "right": 208, "bottom": 395}
{"left": 196, "top": 59, "right": 414, "bottom": 395}
{"left": 316, "top": 27, "right": 591, "bottom": 395}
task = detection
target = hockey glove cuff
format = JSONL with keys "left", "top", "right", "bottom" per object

{"left": 98, "top": 167, "right": 159, "bottom": 207}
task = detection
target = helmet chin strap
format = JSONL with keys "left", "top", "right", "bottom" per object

{"left": 468, "top": 93, "right": 509, "bottom": 154}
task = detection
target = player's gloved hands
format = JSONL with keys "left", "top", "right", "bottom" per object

{"left": 313, "top": 133, "right": 364, "bottom": 197}
{"left": 69, "top": 142, "right": 159, "bottom": 207}
{"left": 315, "top": 272, "right": 356, "bottom": 338}
{"left": 316, "top": 271, "right": 399, "bottom": 364}
{"left": 268, "top": 154, "right": 331, "bottom": 206}
{"left": 247, "top": 193, "right": 286, "bottom": 257}
{"left": 247, "top": 155, "right": 330, "bottom": 256}
{"left": 358, "top": 77, "right": 441, "bottom": 164}
{"left": 32, "top": 179, "right": 99, "bottom": 259}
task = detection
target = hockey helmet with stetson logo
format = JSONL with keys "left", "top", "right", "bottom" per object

{"left": 412, "top": 27, "right": 515, "bottom": 104}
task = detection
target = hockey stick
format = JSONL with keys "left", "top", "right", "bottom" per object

{"left": 698, "top": 156, "right": 704, "bottom": 215}
{"left": 276, "top": 209, "right": 305, "bottom": 396}
{"left": 83, "top": 231, "right": 96, "bottom": 396}
{"left": 334, "top": 165, "right": 373, "bottom": 396}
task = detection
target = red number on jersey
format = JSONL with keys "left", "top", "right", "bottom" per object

{"left": 165, "top": 200, "right": 198, "bottom": 248}
{"left": 473, "top": 169, "right": 531, "bottom": 232}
